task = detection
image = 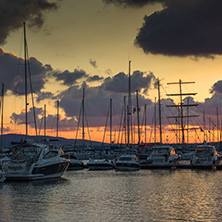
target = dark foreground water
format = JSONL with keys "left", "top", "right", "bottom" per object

{"left": 1, "top": 169, "right": 222, "bottom": 222}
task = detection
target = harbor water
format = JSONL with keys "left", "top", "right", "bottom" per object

{"left": 1, "top": 169, "right": 222, "bottom": 222}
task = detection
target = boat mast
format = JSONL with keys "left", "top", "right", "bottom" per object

{"left": 82, "top": 88, "right": 85, "bottom": 150}
{"left": 127, "top": 60, "right": 132, "bottom": 147}
{"left": 167, "top": 80, "right": 197, "bottom": 149}
{"left": 24, "top": 22, "right": 28, "bottom": 138}
{"left": 144, "top": 104, "right": 147, "bottom": 145}
{"left": 44, "top": 104, "right": 46, "bottom": 141}
{"left": 157, "top": 79, "right": 162, "bottom": 143}
{"left": 136, "top": 90, "right": 140, "bottom": 144}
{"left": 110, "top": 98, "right": 112, "bottom": 145}
{"left": 1, "top": 84, "right": 4, "bottom": 153}
{"left": 57, "top": 100, "right": 59, "bottom": 138}
{"left": 154, "top": 97, "right": 156, "bottom": 144}
{"left": 124, "top": 96, "right": 127, "bottom": 145}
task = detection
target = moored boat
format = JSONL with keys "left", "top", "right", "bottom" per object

{"left": 115, "top": 154, "right": 140, "bottom": 171}
{"left": 87, "top": 159, "right": 114, "bottom": 170}
{"left": 146, "top": 145, "right": 179, "bottom": 165}
{"left": 190, "top": 142, "right": 221, "bottom": 166}
{"left": 2, "top": 142, "right": 70, "bottom": 181}
{"left": 63, "top": 152, "right": 84, "bottom": 170}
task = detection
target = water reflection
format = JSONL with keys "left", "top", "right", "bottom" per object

{"left": 1, "top": 170, "right": 222, "bottom": 221}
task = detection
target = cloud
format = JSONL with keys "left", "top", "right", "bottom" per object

{"left": 210, "top": 80, "right": 222, "bottom": 94}
{"left": 86, "top": 75, "right": 104, "bottom": 82}
{"left": 58, "top": 71, "right": 157, "bottom": 127}
{"left": 103, "top": 0, "right": 166, "bottom": 7}
{"left": 89, "top": 58, "right": 98, "bottom": 68}
{"left": 53, "top": 69, "right": 89, "bottom": 86}
{"left": 10, "top": 106, "right": 78, "bottom": 132}
{"left": 103, "top": 70, "right": 157, "bottom": 94}
{"left": 0, "top": 0, "right": 58, "bottom": 45}
{"left": 36, "top": 91, "right": 55, "bottom": 103}
{"left": 0, "top": 48, "right": 51, "bottom": 95}
{"left": 135, "top": 0, "right": 222, "bottom": 57}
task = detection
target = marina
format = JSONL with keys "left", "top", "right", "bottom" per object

{"left": 1, "top": 169, "right": 222, "bottom": 221}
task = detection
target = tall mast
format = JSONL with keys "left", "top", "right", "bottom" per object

{"left": 167, "top": 80, "right": 197, "bottom": 149}
{"left": 157, "top": 79, "right": 162, "bottom": 143}
{"left": 144, "top": 104, "right": 147, "bottom": 145}
{"left": 136, "top": 90, "right": 140, "bottom": 144}
{"left": 123, "top": 96, "right": 126, "bottom": 145}
{"left": 24, "top": 22, "right": 28, "bottom": 138}
{"left": 154, "top": 97, "right": 157, "bottom": 144}
{"left": 217, "top": 107, "right": 219, "bottom": 142}
{"left": 44, "top": 104, "right": 46, "bottom": 141}
{"left": 56, "top": 100, "right": 59, "bottom": 138}
{"left": 127, "top": 60, "right": 132, "bottom": 147}
{"left": 82, "top": 88, "right": 85, "bottom": 149}
{"left": 1, "top": 84, "right": 4, "bottom": 152}
{"left": 110, "top": 98, "right": 112, "bottom": 145}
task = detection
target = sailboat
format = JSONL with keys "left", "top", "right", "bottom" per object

{"left": 3, "top": 22, "right": 70, "bottom": 181}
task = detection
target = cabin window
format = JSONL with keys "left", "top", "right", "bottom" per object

{"left": 43, "top": 151, "right": 58, "bottom": 159}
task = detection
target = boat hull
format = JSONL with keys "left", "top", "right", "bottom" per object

{"left": 5, "top": 161, "right": 70, "bottom": 181}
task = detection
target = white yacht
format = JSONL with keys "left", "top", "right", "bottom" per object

{"left": 115, "top": 154, "right": 141, "bottom": 171}
{"left": 190, "top": 143, "right": 221, "bottom": 165}
{"left": 87, "top": 159, "right": 114, "bottom": 170}
{"left": 63, "top": 152, "right": 84, "bottom": 170}
{"left": 3, "top": 142, "right": 70, "bottom": 181}
{"left": 147, "top": 145, "right": 179, "bottom": 165}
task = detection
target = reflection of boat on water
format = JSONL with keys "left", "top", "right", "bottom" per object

{"left": 147, "top": 145, "right": 179, "bottom": 165}
{"left": 115, "top": 155, "right": 141, "bottom": 171}
{"left": 3, "top": 143, "right": 70, "bottom": 181}
{"left": 87, "top": 159, "right": 114, "bottom": 170}
{"left": 63, "top": 152, "right": 84, "bottom": 170}
{"left": 190, "top": 142, "right": 221, "bottom": 165}
{"left": 0, "top": 170, "right": 5, "bottom": 182}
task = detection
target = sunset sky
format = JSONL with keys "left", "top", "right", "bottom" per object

{"left": 0, "top": 0, "right": 222, "bottom": 144}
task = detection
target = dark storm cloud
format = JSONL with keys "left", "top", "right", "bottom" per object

{"left": 103, "top": 71, "right": 156, "bottom": 93}
{"left": 135, "top": 0, "right": 222, "bottom": 57}
{"left": 0, "top": 0, "right": 58, "bottom": 45}
{"left": 89, "top": 58, "right": 98, "bottom": 68}
{"left": 86, "top": 75, "right": 104, "bottom": 82}
{"left": 53, "top": 69, "right": 89, "bottom": 86}
{"left": 10, "top": 106, "right": 77, "bottom": 131}
{"left": 103, "top": 0, "right": 166, "bottom": 7}
{"left": 210, "top": 80, "right": 222, "bottom": 94}
{"left": 36, "top": 91, "right": 54, "bottom": 103}
{"left": 0, "top": 48, "right": 51, "bottom": 95}
{"left": 58, "top": 71, "right": 157, "bottom": 127}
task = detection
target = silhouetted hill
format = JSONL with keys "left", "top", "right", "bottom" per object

{"left": 1, "top": 133, "right": 104, "bottom": 147}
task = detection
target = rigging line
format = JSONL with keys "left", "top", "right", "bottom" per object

{"left": 149, "top": 105, "right": 155, "bottom": 144}
{"left": 26, "top": 42, "right": 38, "bottom": 136}
{"left": 38, "top": 112, "right": 43, "bottom": 136}
{"left": 196, "top": 105, "right": 220, "bottom": 130}
{"left": 189, "top": 118, "right": 202, "bottom": 143}
{"left": 117, "top": 102, "right": 124, "bottom": 145}
{"left": 84, "top": 111, "right": 92, "bottom": 147}
{"left": 161, "top": 107, "right": 177, "bottom": 141}
{"left": 102, "top": 104, "right": 110, "bottom": 147}
{"left": 74, "top": 104, "right": 82, "bottom": 149}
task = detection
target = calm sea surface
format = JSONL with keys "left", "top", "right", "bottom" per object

{"left": 1, "top": 169, "right": 222, "bottom": 222}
